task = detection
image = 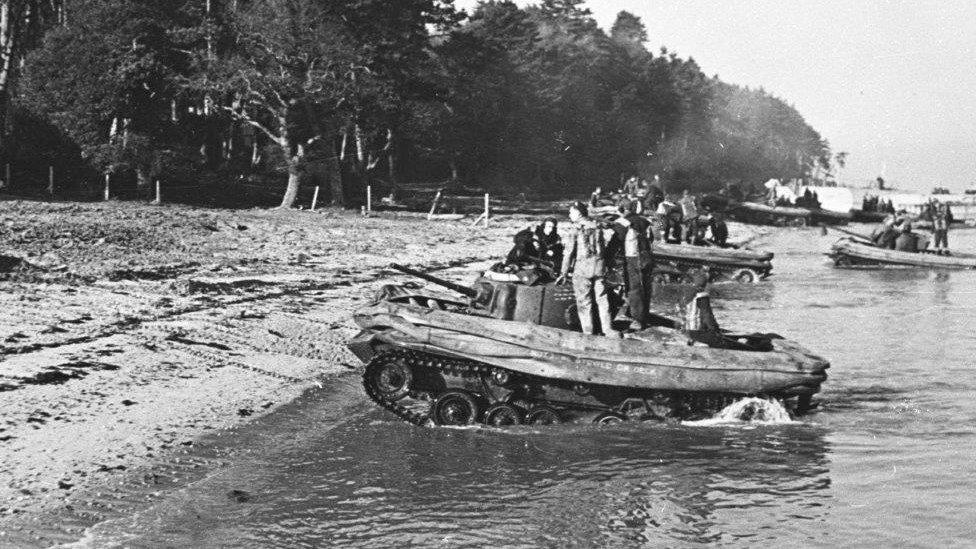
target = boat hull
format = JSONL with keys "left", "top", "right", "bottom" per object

{"left": 828, "top": 238, "right": 976, "bottom": 269}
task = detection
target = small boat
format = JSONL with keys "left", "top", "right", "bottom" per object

{"left": 827, "top": 237, "right": 976, "bottom": 269}
{"left": 731, "top": 201, "right": 851, "bottom": 226}
{"left": 732, "top": 201, "right": 811, "bottom": 223}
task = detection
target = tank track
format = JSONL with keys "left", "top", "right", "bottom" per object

{"left": 362, "top": 349, "right": 749, "bottom": 427}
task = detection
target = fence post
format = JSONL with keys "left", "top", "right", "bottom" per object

{"left": 311, "top": 185, "right": 320, "bottom": 211}
{"left": 483, "top": 193, "right": 490, "bottom": 227}
{"left": 154, "top": 180, "right": 161, "bottom": 204}
{"left": 366, "top": 185, "right": 372, "bottom": 213}
{"left": 427, "top": 189, "right": 443, "bottom": 220}
{"left": 103, "top": 174, "right": 110, "bottom": 201}
{"left": 48, "top": 166, "right": 54, "bottom": 196}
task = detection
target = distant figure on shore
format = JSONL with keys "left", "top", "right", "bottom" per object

{"left": 680, "top": 190, "right": 699, "bottom": 244}
{"left": 621, "top": 176, "right": 641, "bottom": 197}
{"left": 656, "top": 195, "right": 682, "bottom": 243}
{"left": 934, "top": 205, "right": 951, "bottom": 255}
{"left": 708, "top": 212, "right": 730, "bottom": 247}
{"left": 558, "top": 202, "right": 618, "bottom": 338}
{"left": 589, "top": 186, "right": 603, "bottom": 208}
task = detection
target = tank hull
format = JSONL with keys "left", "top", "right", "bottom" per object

{"left": 350, "top": 296, "right": 829, "bottom": 427}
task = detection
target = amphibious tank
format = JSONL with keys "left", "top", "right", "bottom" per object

{"left": 649, "top": 242, "right": 774, "bottom": 284}
{"left": 347, "top": 264, "right": 829, "bottom": 427}
{"left": 828, "top": 237, "right": 976, "bottom": 269}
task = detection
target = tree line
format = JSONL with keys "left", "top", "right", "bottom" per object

{"left": 0, "top": 0, "right": 833, "bottom": 208}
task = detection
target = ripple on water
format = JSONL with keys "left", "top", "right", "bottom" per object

{"left": 61, "top": 227, "right": 976, "bottom": 548}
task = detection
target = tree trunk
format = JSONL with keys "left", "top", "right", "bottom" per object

{"left": 327, "top": 136, "right": 344, "bottom": 206}
{"left": 387, "top": 147, "right": 397, "bottom": 189}
{"left": 0, "top": 1, "right": 14, "bottom": 152}
{"left": 279, "top": 140, "right": 304, "bottom": 208}
{"left": 280, "top": 162, "right": 300, "bottom": 208}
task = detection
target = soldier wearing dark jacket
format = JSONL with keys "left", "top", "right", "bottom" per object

{"left": 534, "top": 217, "right": 564, "bottom": 268}
{"left": 609, "top": 200, "right": 654, "bottom": 330}
{"left": 505, "top": 227, "right": 539, "bottom": 264}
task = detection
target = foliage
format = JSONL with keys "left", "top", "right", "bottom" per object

{"left": 6, "top": 1, "right": 831, "bottom": 205}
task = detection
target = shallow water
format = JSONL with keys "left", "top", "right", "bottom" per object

{"left": 71, "top": 226, "right": 976, "bottom": 548}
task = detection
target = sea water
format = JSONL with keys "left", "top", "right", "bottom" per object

{"left": 65, "top": 226, "right": 976, "bottom": 548}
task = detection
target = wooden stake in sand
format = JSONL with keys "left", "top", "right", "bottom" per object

{"left": 48, "top": 166, "right": 54, "bottom": 195}
{"left": 427, "top": 189, "right": 443, "bottom": 221}
{"left": 483, "top": 193, "right": 490, "bottom": 227}
{"left": 154, "top": 180, "right": 161, "bottom": 204}
{"left": 103, "top": 174, "right": 110, "bottom": 201}
{"left": 366, "top": 185, "right": 372, "bottom": 213}
{"left": 311, "top": 185, "right": 320, "bottom": 211}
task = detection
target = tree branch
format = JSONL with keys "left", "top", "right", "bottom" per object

{"left": 218, "top": 105, "right": 281, "bottom": 145}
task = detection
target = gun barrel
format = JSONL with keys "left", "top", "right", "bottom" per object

{"left": 825, "top": 225, "right": 873, "bottom": 242}
{"left": 390, "top": 263, "right": 479, "bottom": 298}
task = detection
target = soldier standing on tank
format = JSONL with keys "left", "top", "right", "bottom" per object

{"left": 556, "top": 201, "right": 619, "bottom": 338}
{"left": 609, "top": 199, "right": 654, "bottom": 330}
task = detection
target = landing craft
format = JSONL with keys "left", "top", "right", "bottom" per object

{"left": 347, "top": 264, "right": 829, "bottom": 427}
{"left": 828, "top": 237, "right": 976, "bottom": 269}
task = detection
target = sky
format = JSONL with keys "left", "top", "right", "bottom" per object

{"left": 453, "top": 0, "right": 976, "bottom": 192}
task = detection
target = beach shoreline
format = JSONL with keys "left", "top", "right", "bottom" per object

{"left": 0, "top": 200, "right": 765, "bottom": 545}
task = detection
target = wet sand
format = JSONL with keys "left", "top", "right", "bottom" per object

{"left": 0, "top": 200, "right": 763, "bottom": 545}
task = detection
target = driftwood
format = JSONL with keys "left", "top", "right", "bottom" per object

{"left": 353, "top": 301, "right": 829, "bottom": 395}
{"left": 830, "top": 238, "right": 976, "bottom": 269}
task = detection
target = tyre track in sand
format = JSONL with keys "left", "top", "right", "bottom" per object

{"left": 0, "top": 254, "right": 504, "bottom": 548}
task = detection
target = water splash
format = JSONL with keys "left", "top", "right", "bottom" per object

{"left": 687, "top": 397, "right": 794, "bottom": 426}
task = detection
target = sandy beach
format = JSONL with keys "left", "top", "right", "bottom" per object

{"left": 0, "top": 201, "right": 532, "bottom": 541}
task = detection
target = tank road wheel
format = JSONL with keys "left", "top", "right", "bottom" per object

{"left": 593, "top": 412, "right": 626, "bottom": 425}
{"left": 525, "top": 407, "right": 561, "bottom": 426}
{"left": 431, "top": 391, "right": 482, "bottom": 426}
{"left": 484, "top": 404, "right": 523, "bottom": 427}
{"left": 364, "top": 354, "right": 413, "bottom": 401}
{"left": 491, "top": 369, "right": 511, "bottom": 386}
{"left": 731, "top": 268, "right": 760, "bottom": 284}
